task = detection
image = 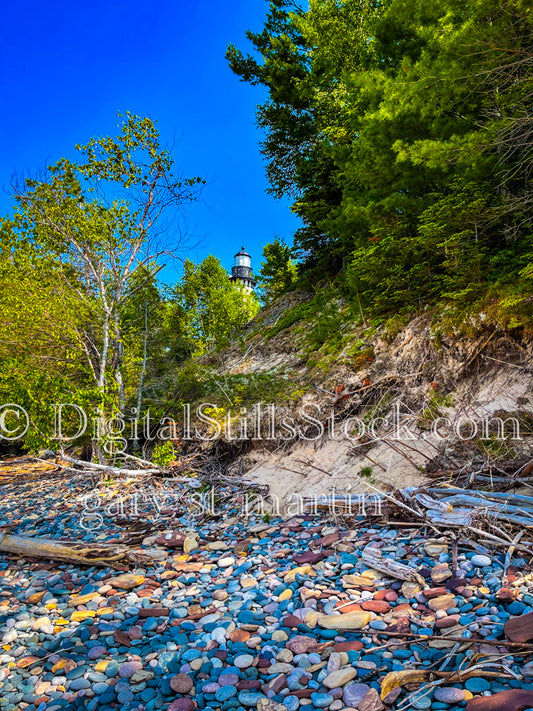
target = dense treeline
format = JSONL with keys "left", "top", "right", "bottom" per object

{"left": 228, "top": 0, "right": 533, "bottom": 322}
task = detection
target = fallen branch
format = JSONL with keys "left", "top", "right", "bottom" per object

{"left": 60, "top": 454, "right": 162, "bottom": 476}
{"left": 383, "top": 666, "right": 516, "bottom": 694}
{"left": 371, "top": 629, "right": 533, "bottom": 650}
{"left": 460, "top": 331, "right": 496, "bottom": 373}
{"left": 121, "top": 452, "right": 157, "bottom": 468}
{"left": 367, "top": 482, "right": 443, "bottom": 536}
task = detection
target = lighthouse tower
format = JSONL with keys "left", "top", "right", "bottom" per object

{"left": 229, "top": 247, "right": 256, "bottom": 293}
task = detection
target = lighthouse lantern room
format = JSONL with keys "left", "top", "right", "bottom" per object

{"left": 230, "top": 247, "right": 256, "bottom": 293}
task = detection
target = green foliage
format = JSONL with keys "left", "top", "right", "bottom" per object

{"left": 359, "top": 466, "right": 377, "bottom": 486}
{"left": 152, "top": 441, "right": 179, "bottom": 467}
{"left": 306, "top": 298, "right": 345, "bottom": 351}
{"left": 383, "top": 315, "right": 410, "bottom": 344}
{"left": 418, "top": 391, "right": 455, "bottom": 429}
{"left": 257, "top": 238, "right": 297, "bottom": 302}
{"left": 169, "top": 255, "right": 259, "bottom": 357}
{"left": 229, "top": 0, "right": 533, "bottom": 323}
{"left": 360, "top": 466, "right": 374, "bottom": 480}
{"left": 168, "top": 361, "right": 303, "bottom": 413}
{"left": 267, "top": 297, "right": 321, "bottom": 338}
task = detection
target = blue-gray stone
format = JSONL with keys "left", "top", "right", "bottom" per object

{"left": 238, "top": 692, "right": 267, "bottom": 706}
{"left": 216, "top": 686, "right": 238, "bottom": 702}
{"left": 283, "top": 696, "right": 299, "bottom": 711}
{"left": 69, "top": 678, "right": 91, "bottom": 691}
{"left": 311, "top": 693, "right": 333, "bottom": 708}
{"left": 465, "top": 678, "right": 490, "bottom": 693}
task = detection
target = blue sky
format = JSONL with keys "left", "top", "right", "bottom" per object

{"left": 0, "top": 0, "right": 301, "bottom": 277}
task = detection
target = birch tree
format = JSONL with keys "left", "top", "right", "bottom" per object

{"left": 8, "top": 113, "right": 203, "bottom": 456}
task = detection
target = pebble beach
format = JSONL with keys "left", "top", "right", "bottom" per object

{"left": 1, "top": 468, "right": 533, "bottom": 711}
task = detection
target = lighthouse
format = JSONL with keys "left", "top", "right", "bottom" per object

{"left": 229, "top": 247, "right": 256, "bottom": 293}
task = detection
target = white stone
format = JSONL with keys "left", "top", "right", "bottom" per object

{"left": 234, "top": 653, "right": 255, "bottom": 669}
{"left": 471, "top": 554, "right": 491, "bottom": 567}
{"left": 2, "top": 629, "right": 17, "bottom": 644}
{"left": 218, "top": 557, "right": 236, "bottom": 568}
{"left": 211, "top": 627, "right": 226, "bottom": 645}
{"left": 323, "top": 668, "right": 357, "bottom": 688}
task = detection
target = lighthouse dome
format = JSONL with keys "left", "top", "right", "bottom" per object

{"left": 230, "top": 246, "right": 256, "bottom": 293}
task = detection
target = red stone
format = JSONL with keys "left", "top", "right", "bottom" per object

{"left": 359, "top": 687, "right": 385, "bottom": 711}
{"left": 496, "top": 587, "right": 519, "bottom": 602}
{"left": 335, "top": 602, "right": 362, "bottom": 614}
{"left": 138, "top": 590, "right": 156, "bottom": 598}
{"left": 466, "top": 690, "right": 533, "bottom": 711}
{"left": 138, "top": 607, "right": 169, "bottom": 617}
{"left": 286, "top": 636, "right": 318, "bottom": 654}
{"left": 446, "top": 578, "right": 468, "bottom": 592}
{"left": 422, "top": 587, "right": 448, "bottom": 599}
{"left": 263, "top": 674, "right": 288, "bottom": 695}
{"left": 168, "top": 700, "right": 196, "bottom": 711}
{"left": 128, "top": 625, "right": 143, "bottom": 640}
{"left": 436, "top": 615, "right": 460, "bottom": 629}
{"left": 383, "top": 687, "right": 402, "bottom": 705}
{"left": 504, "top": 611, "right": 533, "bottom": 644}
{"left": 361, "top": 600, "right": 390, "bottom": 614}
{"left": 311, "top": 532, "right": 340, "bottom": 548}
{"left": 113, "top": 630, "right": 131, "bottom": 647}
{"left": 187, "top": 606, "right": 216, "bottom": 621}
{"left": 170, "top": 673, "right": 194, "bottom": 694}
{"left": 237, "top": 680, "right": 262, "bottom": 690}
{"left": 282, "top": 615, "right": 301, "bottom": 628}
{"left": 292, "top": 689, "right": 314, "bottom": 699}
{"left": 385, "top": 618, "right": 411, "bottom": 635}
{"left": 293, "top": 550, "right": 332, "bottom": 565}
{"left": 155, "top": 532, "right": 186, "bottom": 548}
{"left": 334, "top": 640, "right": 363, "bottom": 652}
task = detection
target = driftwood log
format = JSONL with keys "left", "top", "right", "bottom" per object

{"left": 362, "top": 545, "right": 425, "bottom": 585}
{"left": 0, "top": 532, "right": 166, "bottom": 567}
